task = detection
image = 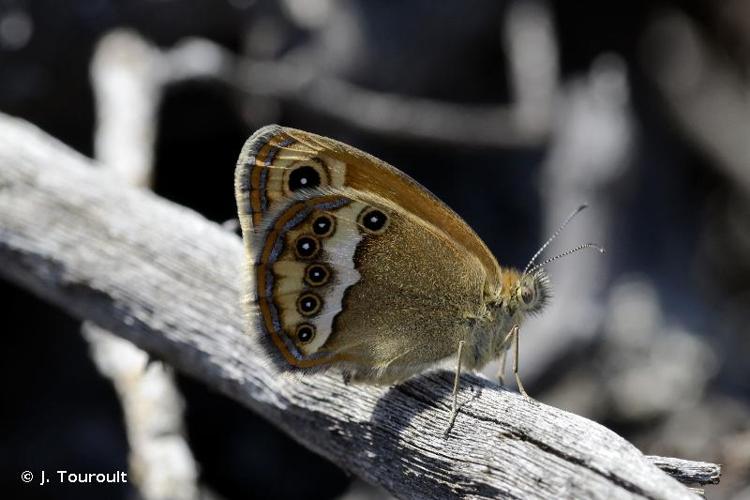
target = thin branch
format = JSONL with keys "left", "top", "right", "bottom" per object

{"left": 88, "top": 29, "right": 200, "bottom": 500}
{"left": 645, "top": 455, "right": 722, "bottom": 499}
{"left": 161, "top": 0, "right": 560, "bottom": 150}
{"left": 645, "top": 456, "right": 721, "bottom": 486}
{"left": 511, "top": 53, "right": 633, "bottom": 381}
{"left": 643, "top": 11, "right": 750, "bottom": 196}
{"left": 0, "top": 113, "right": 717, "bottom": 499}
{"left": 504, "top": 0, "right": 559, "bottom": 137}
{"left": 164, "top": 39, "right": 544, "bottom": 147}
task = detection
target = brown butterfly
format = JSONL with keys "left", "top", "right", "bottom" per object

{"left": 234, "top": 125, "right": 600, "bottom": 430}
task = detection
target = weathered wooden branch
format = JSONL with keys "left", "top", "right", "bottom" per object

{"left": 0, "top": 113, "right": 719, "bottom": 499}
{"left": 645, "top": 456, "right": 721, "bottom": 487}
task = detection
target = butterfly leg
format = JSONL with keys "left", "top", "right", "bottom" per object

{"left": 496, "top": 326, "right": 516, "bottom": 387}
{"left": 444, "top": 340, "right": 465, "bottom": 437}
{"left": 497, "top": 349, "right": 508, "bottom": 386}
{"left": 510, "top": 324, "right": 529, "bottom": 398}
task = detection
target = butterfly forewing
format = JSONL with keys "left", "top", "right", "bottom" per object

{"left": 234, "top": 125, "right": 501, "bottom": 288}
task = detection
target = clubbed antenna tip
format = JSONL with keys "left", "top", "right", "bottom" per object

{"left": 527, "top": 243, "right": 605, "bottom": 274}
{"left": 523, "top": 204, "right": 590, "bottom": 275}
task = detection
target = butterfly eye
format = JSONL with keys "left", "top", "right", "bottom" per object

{"left": 288, "top": 165, "right": 321, "bottom": 191}
{"left": 304, "top": 264, "right": 330, "bottom": 286}
{"left": 311, "top": 214, "right": 334, "bottom": 237}
{"left": 358, "top": 207, "right": 389, "bottom": 234}
{"left": 295, "top": 324, "right": 315, "bottom": 343}
{"left": 297, "top": 293, "right": 322, "bottom": 316}
{"left": 294, "top": 235, "right": 320, "bottom": 259}
{"left": 519, "top": 287, "right": 534, "bottom": 305}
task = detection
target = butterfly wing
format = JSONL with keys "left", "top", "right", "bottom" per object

{"left": 235, "top": 126, "right": 503, "bottom": 383}
{"left": 247, "top": 186, "right": 489, "bottom": 383}
{"left": 234, "top": 125, "right": 501, "bottom": 287}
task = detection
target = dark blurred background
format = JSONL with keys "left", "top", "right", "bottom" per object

{"left": 1, "top": 0, "right": 749, "bottom": 499}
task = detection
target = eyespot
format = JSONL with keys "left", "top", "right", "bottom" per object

{"left": 295, "top": 324, "right": 315, "bottom": 343}
{"left": 288, "top": 165, "right": 321, "bottom": 191}
{"left": 311, "top": 214, "right": 334, "bottom": 237}
{"left": 294, "top": 235, "right": 319, "bottom": 259}
{"left": 304, "top": 264, "right": 330, "bottom": 287}
{"left": 519, "top": 287, "right": 534, "bottom": 305}
{"left": 297, "top": 292, "right": 322, "bottom": 316}
{"left": 358, "top": 207, "right": 389, "bottom": 234}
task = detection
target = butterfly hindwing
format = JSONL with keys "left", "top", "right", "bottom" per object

{"left": 248, "top": 187, "right": 489, "bottom": 383}
{"left": 250, "top": 192, "right": 362, "bottom": 368}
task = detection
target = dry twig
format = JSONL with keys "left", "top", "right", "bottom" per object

{"left": 87, "top": 30, "right": 200, "bottom": 500}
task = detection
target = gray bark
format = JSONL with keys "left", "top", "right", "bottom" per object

{"left": 0, "top": 113, "right": 719, "bottom": 499}
{"left": 645, "top": 456, "right": 721, "bottom": 486}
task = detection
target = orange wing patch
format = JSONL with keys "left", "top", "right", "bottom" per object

{"left": 235, "top": 126, "right": 347, "bottom": 231}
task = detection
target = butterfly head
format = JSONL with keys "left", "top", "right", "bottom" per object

{"left": 494, "top": 267, "right": 551, "bottom": 319}
{"left": 489, "top": 204, "right": 604, "bottom": 321}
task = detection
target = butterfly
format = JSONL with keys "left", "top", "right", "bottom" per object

{"left": 234, "top": 125, "right": 601, "bottom": 431}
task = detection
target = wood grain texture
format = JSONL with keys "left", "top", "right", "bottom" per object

{"left": 645, "top": 456, "right": 722, "bottom": 486}
{"left": 0, "top": 113, "right": 717, "bottom": 499}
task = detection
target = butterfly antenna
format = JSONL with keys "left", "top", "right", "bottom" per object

{"left": 527, "top": 243, "right": 605, "bottom": 274}
{"left": 523, "top": 204, "right": 588, "bottom": 275}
